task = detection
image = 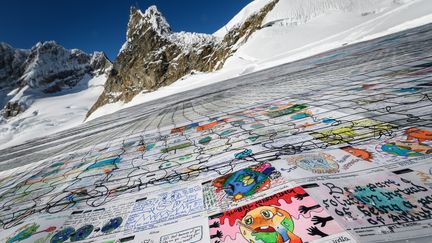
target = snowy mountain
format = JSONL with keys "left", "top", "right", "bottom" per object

{"left": 2, "top": 0, "right": 432, "bottom": 149}
{"left": 222, "top": 0, "right": 432, "bottom": 69}
{"left": 87, "top": 0, "right": 432, "bottom": 120}
{"left": 89, "top": 6, "right": 218, "bottom": 112}
{"left": 86, "top": 3, "right": 274, "bottom": 117}
{"left": 0, "top": 41, "right": 111, "bottom": 149}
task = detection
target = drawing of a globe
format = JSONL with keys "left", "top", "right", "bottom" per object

{"left": 51, "top": 227, "right": 75, "bottom": 243}
{"left": 70, "top": 225, "right": 94, "bottom": 241}
{"left": 101, "top": 217, "right": 123, "bottom": 233}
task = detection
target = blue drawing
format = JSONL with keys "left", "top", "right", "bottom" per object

{"left": 397, "top": 87, "right": 421, "bottom": 93}
{"left": 212, "top": 163, "right": 278, "bottom": 201}
{"left": 70, "top": 225, "right": 93, "bottom": 241}
{"left": 291, "top": 113, "right": 310, "bottom": 120}
{"left": 101, "top": 217, "right": 123, "bottom": 234}
{"left": 85, "top": 157, "right": 121, "bottom": 170}
{"left": 381, "top": 143, "right": 423, "bottom": 157}
{"left": 322, "top": 118, "right": 336, "bottom": 124}
{"left": 235, "top": 149, "right": 253, "bottom": 159}
{"left": 51, "top": 227, "right": 75, "bottom": 243}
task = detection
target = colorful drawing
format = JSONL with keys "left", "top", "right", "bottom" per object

{"left": 2, "top": 27, "right": 432, "bottom": 243}
{"left": 211, "top": 162, "right": 280, "bottom": 201}
{"left": 312, "top": 127, "right": 356, "bottom": 145}
{"left": 395, "top": 140, "right": 432, "bottom": 154}
{"left": 341, "top": 146, "right": 372, "bottom": 161}
{"left": 380, "top": 143, "right": 424, "bottom": 157}
{"left": 239, "top": 206, "right": 302, "bottom": 243}
{"left": 161, "top": 142, "right": 193, "bottom": 153}
{"left": 85, "top": 157, "right": 121, "bottom": 171}
{"left": 6, "top": 223, "right": 56, "bottom": 243}
{"left": 234, "top": 149, "right": 253, "bottom": 159}
{"left": 208, "top": 187, "right": 344, "bottom": 243}
{"left": 197, "top": 118, "right": 228, "bottom": 132}
{"left": 137, "top": 143, "right": 155, "bottom": 152}
{"left": 321, "top": 118, "right": 337, "bottom": 124}
{"left": 287, "top": 153, "right": 339, "bottom": 174}
{"left": 305, "top": 172, "right": 432, "bottom": 242}
{"left": 406, "top": 127, "right": 432, "bottom": 142}
{"left": 408, "top": 163, "right": 432, "bottom": 189}
{"left": 266, "top": 104, "right": 308, "bottom": 118}
{"left": 311, "top": 119, "right": 395, "bottom": 145}
{"left": 199, "top": 136, "right": 212, "bottom": 145}
{"left": 101, "top": 217, "right": 123, "bottom": 234}
{"left": 171, "top": 122, "right": 199, "bottom": 134}
{"left": 397, "top": 87, "right": 421, "bottom": 92}
{"left": 69, "top": 225, "right": 94, "bottom": 241}
{"left": 50, "top": 227, "right": 75, "bottom": 243}
{"left": 291, "top": 113, "right": 310, "bottom": 120}
{"left": 6, "top": 224, "right": 40, "bottom": 243}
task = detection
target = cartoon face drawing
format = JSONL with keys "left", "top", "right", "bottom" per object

{"left": 212, "top": 163, "right": 278, "bottom": 201}
{"left": 239, "top": 206, "right": 303, "bottom": 243}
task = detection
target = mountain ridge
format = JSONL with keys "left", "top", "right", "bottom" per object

{"left": 87, "top": 0, "right": 430, "bottom": 120}
{"left": 2, "top": 0, "right": 432, "bottom": 149}
{"left": 0, "top": 41, "right": 111, "bottom": 119}
{"left": 86, "top": 1, "right": 280, "bottom": 117}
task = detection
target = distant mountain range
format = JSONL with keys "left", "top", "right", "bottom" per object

{"left": 0, "top": 41, "right": 111, "bottom": 118}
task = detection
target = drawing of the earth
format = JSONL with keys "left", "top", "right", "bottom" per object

{"left": 50, "top": 227, "right": 75, "bottom": 243}
{"left": 70, "top": 225, "right": 94, "bottom": 241}
{"left": 101, "top": 217, "right": 123, "bottom": 233}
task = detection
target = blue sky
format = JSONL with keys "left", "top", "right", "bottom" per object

{"left": 0, "top": 0, "right": 252, "bottom": 60}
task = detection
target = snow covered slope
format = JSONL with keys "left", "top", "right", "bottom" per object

{"left": 0, "top": 42, "right": 111, "bottom": 149}
{"left": 225, "top": 0, "right": 432, "bottom": 70}
{"left": 0, "top": 74, "right": 108, "bottom": 149}
{"left": 88, "top": 0, "right": 432, "bottom": 121}
{"left": 2, "top": 0, "right": 432, "bottom": 149}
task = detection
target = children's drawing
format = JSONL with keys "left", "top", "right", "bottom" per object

{"left": 208, "top": 187, "right": 346, "bottom": 243}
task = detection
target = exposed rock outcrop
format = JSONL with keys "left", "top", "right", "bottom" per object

{"left": 87, "top": 0, "right": 279, "bottom": 117}
{"left": 0, "top": 43, "right": 29, "bottom": 88}
{"left": 0, "top": 41, "right": 111, "bottom": 119}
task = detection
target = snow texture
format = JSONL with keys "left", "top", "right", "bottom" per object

{"left": 90, "top": 0, "right": 432, "bottom": 122}
{"left": 0, "top": 42, "right": 110, "bottom": 149}
{"left": 3, "top": 0, "right": 432, "bottom": 149}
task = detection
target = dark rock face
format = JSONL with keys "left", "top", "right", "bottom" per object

{"left": 2, "top": 101, "right": 24, "bottom": 118}
{"left": 0, "top": 43, "right": 29, "bottom": 90}
{"left": 0, "top": 41, "right": 111, "bottom": 119}
{"left": 87, "top": 1, "right": 279, "bottom": 117}
{"left": 0, "top": 43, "right": 29, "bottom": 113}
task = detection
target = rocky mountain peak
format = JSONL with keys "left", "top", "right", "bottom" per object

{"left": 142, "top": 5, "right": 171, "bottom": 34}
{"left": 127, "top": 5, "right": 171, "bottom": 41}
{"left": 21, "top": 41, "right": 93, "bottom": 90}
{"left": 87, "top": 0, "right": 280, "bottom": 118}
{"left": 90, "top": 51, "right": 112, "bottom": 75}
{"left": 0, "top": 42, "right": 14, "bottom": 54}
{"left": 0, "top": 43, "right": 29, "bottom": 89}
